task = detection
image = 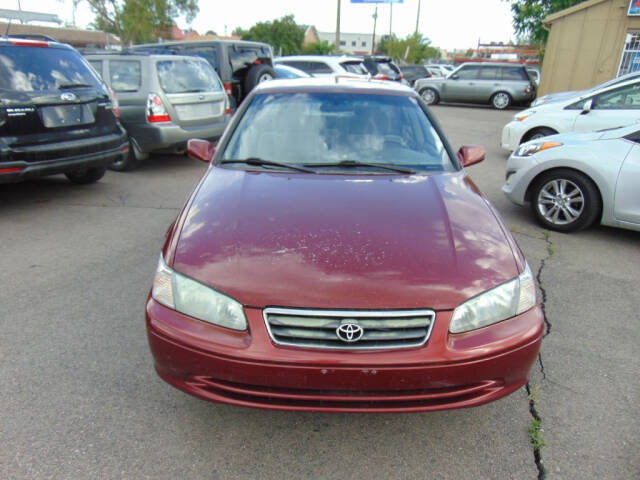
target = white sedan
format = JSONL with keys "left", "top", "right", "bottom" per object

{"left": 501, "top": 77, "right": 640, "bottom": 151}
{"left": 502, "top": 125, "right": 640, "bottom": 232}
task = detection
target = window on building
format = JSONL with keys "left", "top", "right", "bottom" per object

{"left": 618, "top": 31, "right": 640, "bottom": 76}
{"left": 352, "top": 41, "right": 356, "bottom": 47}
{"left": 340, "top": 41, "right": 346, "bottom": 46}
{"left": 362, "top": 41, "right": 367, "bottom": 47}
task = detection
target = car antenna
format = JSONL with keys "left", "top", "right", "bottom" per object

{"left": 4, "top": 18, "right": 12, "bottom": 38}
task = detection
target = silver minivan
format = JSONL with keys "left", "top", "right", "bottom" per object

{"left": 414, "top": 62, "right": 536, "bottom": 110}
{"left": 85, "top": 53, "right": 230, "bottom": 170}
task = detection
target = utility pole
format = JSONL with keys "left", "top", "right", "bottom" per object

{"left": 335, "top": 0, "right": 341, "bottom": 53}
{"left": 415, "top": 0, "right": 421, "bottom": 35}
{"left": 388, "top": 2, "right": 393, "bottom": 57}
{"left": 371, "top": 5, "right": 378, "bottom": 54}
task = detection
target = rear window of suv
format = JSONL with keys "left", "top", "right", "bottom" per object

{"left": 501, "top": 67, "right": 528, "bottom": 81}
{"left": 0, "top": 45, "right": 100, "bottom": 92}
{"left": 156, "top": 59, "right": 222, "bottom": 94}
{"left": 340, "top": 61, "right": 368, "bottom": 74}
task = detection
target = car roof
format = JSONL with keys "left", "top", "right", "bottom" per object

{"left": 275, "top": 55, "right": 364, "bottom": 63}
{"left": 253, "top": 76, "right": 414, "bottom": 95}
{"left": 84, "top": 52, "right": 209, "bottom": 62}
{"left": 130, "top": 39, "right": 270, "bottom": 48}
{"left": 459, "top": 62, "right": 528, "bottom": 67}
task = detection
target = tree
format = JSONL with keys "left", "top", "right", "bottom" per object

{"left": 508, "top": 0, "right": 586, "bottom": 46}
{"left": 86, "top": 0, "right": 198, "bottom": 44}
{"left": 378, "top": 33, "right": 440, "bottom": 63}
{"left": 302, "top": 40, "right": 334, "bottom": 55}
{"left": 235, "top": 15, "right": 305, "bottom": 56}
{"left": 205, "top": 30, "right": 217, "bottom": 36}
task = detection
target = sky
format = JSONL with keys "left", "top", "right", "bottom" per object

{"left": 0, "top": 0, "right": 516, "bottom": 50}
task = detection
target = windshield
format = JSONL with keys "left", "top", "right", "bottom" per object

{"left": 221, "top": 92, "right": 454, "bottom": 172}
{"left": 341, "top": 62, "right": 368, "bottom": 75}
{"left": 156, "top": 59, "right": 222, "bottom": 93}
{"left": 0, "top": 45, "right": 101, "bottom": 92}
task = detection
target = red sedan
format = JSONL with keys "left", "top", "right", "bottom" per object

{"left": 146, "top": 78, "right": 543, "bottom": 412}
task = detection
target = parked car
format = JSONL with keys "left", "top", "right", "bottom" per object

{"left": 274, "top": 55, "right": 369, "bottom": 78}
{"left": 526, "top": 68, "right": 541, "bottom": 85}
{"left": 127, "top": 40, "right": 275, "bottom": 110}
{"left": 146, "top": 77, "right": 543, "bottom": 413}
{"left": 501, "top": 77, "right": 640, "bottom": 151}
{"left": 0, "top": 37, "right": 128, "bottom": 184}
{"left": 415, "top": 62, "right": 536, "bottom": 110}
{"left": 503, "top": 124, "right": 640, "bottom": 232}
{"left": 398, "top": 64, "right": 433, "bottom": 86}
{"left": 274, "top": 64, "right": 311, "bottom": 79}
{"left": 85, "top": 52, "right": 230, "bottom": 171}
{"left": 425, "top": 64, "right": 454, "bottom": 77}
{"left": 532, "top": 70, "right": 640, "bottom": 107}
{"left": 361, "top": 55, "right": 405, "bottom": 82}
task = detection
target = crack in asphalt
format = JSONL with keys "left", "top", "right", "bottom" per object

{"left": 525, "top": 231, "right": 555, "bottom": 480}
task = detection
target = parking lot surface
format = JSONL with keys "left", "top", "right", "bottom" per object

{"left": 1, "top": 105, "right": 638, "bottom": 479}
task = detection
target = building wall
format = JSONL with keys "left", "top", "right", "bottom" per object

{"left": 540, "top": 0, "right": 640, "bottom": 95}
{"left": 317, "top": 31, "right": 373, "bottom": 55}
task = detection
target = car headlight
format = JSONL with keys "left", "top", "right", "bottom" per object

{"left": 152, "top": 255, "right": 247, "bottom": 330}
{"left": 514, "top": 141, "right": 562, "bottom": 157}
{"left": 449, "top": 263, "right": 536, "bottom": 334}
{"left": 515, "top": 110, "right": 535, "bottom": 121}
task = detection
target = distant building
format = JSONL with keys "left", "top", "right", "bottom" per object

{"left": 317, "top": 31, "right": 374, "bottom": 55}
{"left": 0, "top": 22, "right": 120, "bottom": 49}
{"left": 539, "top": 0, "right": 640, "bottom": 95}
{"left": 170, "top": 26, "right": 240, "bottom": 42}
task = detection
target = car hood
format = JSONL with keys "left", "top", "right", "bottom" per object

{"left": 171, "top": 168, "right": 519, "bottom": 310}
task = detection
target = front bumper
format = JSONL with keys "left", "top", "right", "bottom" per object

{"left": 126, "top": 117, "right": 229, "bottom": 154}
{"left": 0, "top": 132, "right": 128, "bottom": 184}
{"left": 146, "top": 298, "right": 544, "bottom": 413}
{"left": 501, "top": 121, "right": 526, "bottom": 152}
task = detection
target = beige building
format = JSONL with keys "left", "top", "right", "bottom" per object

{"left": 539, "top": 0, "right": 640, "bottom": 95}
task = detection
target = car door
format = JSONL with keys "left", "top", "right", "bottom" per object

{"left": 477, "top": 66, "right": 501, "bottom": 101}
{"left": 107, "top": 59, "right": 145, "bottom": 127}
{"left": 614, "top": 138, "right": 640, "bottom": 224}
{"left": 443, "top": 65, "right": 481, "bottom": 102}
{"left": 572, "top": 82, "right": 640, "bottom": 132}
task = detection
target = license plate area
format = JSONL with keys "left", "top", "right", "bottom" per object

{"left": 174, "top": 101, "right": 223, "bottom": 121}
{"left": 40, "top": 104, "right": 95, "bottom": 128}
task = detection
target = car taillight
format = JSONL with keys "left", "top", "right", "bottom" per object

{"left": 109, "top": 88, "right": 120, "bottom": 119}
{"left": 224, "top": 96, "right": 231, "bottom": 115}
{"left": 10, "top": 39, "right": 48, "bottom": 47}
{"left": 147, "top": 93, "right": 171, "bottom": 123}
{"left": 223, "top": 82, "right": 233, "bottom": 96}
{"left": 397, "top": 74, "right": 403, "bottom": 80}
{"left": 373, "top": 73, "right": 389, "bottom": 80}
{"left": 525, "top": 84, "right": 532, "bottom": 94}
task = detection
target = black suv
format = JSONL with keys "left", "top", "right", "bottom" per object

{"left": 0, "top": 38, "right": 128, "bottom": 184}
{"left": 361, "top": 56, "right": 404, "bottom": 82}
{"left": 128, "top": 40, "right": 275, "bottom": 108}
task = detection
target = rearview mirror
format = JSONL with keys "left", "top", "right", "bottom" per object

{"left": 187, "top": 138, "right": 215, "bottom": 163}
{"left": 457, "top": 145, "right": 485, "bottom": 168}
{"left": 581, "top": 99, "right": 593, "bottom": 115}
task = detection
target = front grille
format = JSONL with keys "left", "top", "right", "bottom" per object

{"left": 263, "top": 308, "right": 435, "bottom": 350}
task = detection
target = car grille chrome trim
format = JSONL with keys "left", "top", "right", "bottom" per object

{"left": 263, "top": 308, "right": 435, "bottom": 350}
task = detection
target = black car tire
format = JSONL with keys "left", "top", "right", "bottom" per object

{"left": 522, "top": 127, "right": 557, "bottom": 144}
{"left": 244, "top": 65, "right": 276, "bottom": 93}
{"left": 491, "top": 91, "right": 512, "bottom": 110}
{"left": 419, "top": 87, "right": 439, "bottom": 105}
{"left": 110, "top": 140, "right": 145, "bottom": 171}
{"left": 529, "top": 169, "right": 601, "bottom": 233}
{"left": 65, "top": 166, "right": 107, "bottom": 184}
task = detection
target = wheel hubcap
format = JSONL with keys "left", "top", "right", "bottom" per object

{"left": 494, "top": 94, "right": 508, "bottom": 108}
{"left": 422, "top": 90, "right": 435, "bottom": 103}
{"left": 537, "top": 179, "right": 585, "bottom": 225}
{"left": 258, "top": 73, "right": 273, "bottom": 83}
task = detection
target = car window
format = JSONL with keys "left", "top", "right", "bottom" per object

{"left": 501, "top": 67, "right": 528, "bottom": 81}
{"left": 593, "top": 82, "right": 640, "bottom": 109}
{"left": 182, "top": 46, "right": 220, "bottom": 74}
{"left": 88, "top": 59, "right": 103, "bottom": 77}
{"left": 376, "top": 61, "right": 399, "bottom": 75}
{"left": 230, "top": 46, "right": 265, "bottom": 73}
{"left": 222, "top": 92, "right": 454, "bottom": 171}
{"left": 109, "top": 60, "right": 141, "bottom": 92}
{"left": 307, "top": 61, "right": 333, "bottom": 74}
{"left": 156, "top": 59, "right": 222, "bottom": 94}
{"left": 455, "top": 66, "right": 481, "bottom": 80}
{"left": 479, "top": 66, "right": 501, "bottom": 80}
{"left": 340, "top": 61, "right": 368, "bottom": 74}
{"left": 0, "top": 45, "right": 101, "bottom": 92}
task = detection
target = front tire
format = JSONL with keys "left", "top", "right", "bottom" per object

{"left": 491, "top": 91, "right": 512, "bottom": 110}
{"left": 419, "top": 87, "right": 439, "bottom": 105}
{"left": 530, "top": 169, "right": 601, "bottom": 232}
{"left": 65, "top": 166, "right": 106, "bottom": 184}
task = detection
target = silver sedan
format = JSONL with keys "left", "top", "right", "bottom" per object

{"left": 502, "top": 125, "right": 640, "bottom": 232}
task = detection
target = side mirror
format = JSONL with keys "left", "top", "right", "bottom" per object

{"left": 450, "top": 74, "right": 459, "bottom": 80}
{"left": 187, "top": 138, "right": 215, "bottom": 163}
{"left": 457, "top": 145, "right": 485, "bottom": 168}
{"left": 581, "top": 99, "right": 593, "bottom": 115}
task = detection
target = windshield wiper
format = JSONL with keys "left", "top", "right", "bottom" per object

{"left": 220, "top": 157, "right": 314, "bottom": 173}
{"left": 58, "top": 83, "right": 94, "bottom": 90}
{"left": 304, "top": 160, "right": 415, "bottom": 174}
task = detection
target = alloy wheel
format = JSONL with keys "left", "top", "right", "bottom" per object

{"left": 536, "top": 178, "right": 585, "bottom": 226}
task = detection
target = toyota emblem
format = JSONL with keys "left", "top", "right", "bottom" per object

{"left": 60, "top": 92, "right": 77, "bottom": 101}
{"left": 336, "top": 320, "right": 364, "bottom": 343}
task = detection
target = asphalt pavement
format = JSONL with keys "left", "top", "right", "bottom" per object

{"left": 1, "top": 104, "right": 638, "bottom": 479}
